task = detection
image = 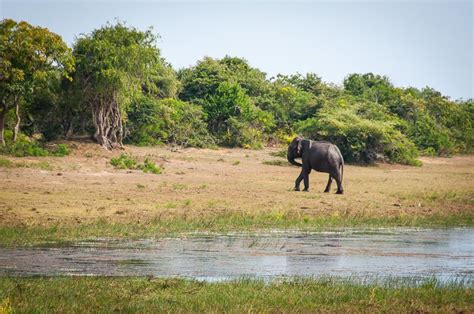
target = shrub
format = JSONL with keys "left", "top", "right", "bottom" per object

{"left": 222, "top": 117, "right": 264, "bottom": 149}
{"left": 296, "top": 98, "right": 420, "bottom": 165}
{"left": 110, "top": 153, "right": 163, "bottom": 174}
{"left": 0, "top": 131, "right": 70, "bottom": 157}
{"left": 51, "top": 144, "right": 70, "bottom": 156}
{"left": 110, "top": 153, "right": 138, "bottom": 170}
{"left": 139, "top": 157, "right": 163, "bottom": 174}
{"left": 0, "top": 131, "right": 49, "bottom": 157}
{"left": 407, "top": 112, "right": 454, "bottom": 156}
{"left": 126, "top": 96, "right": 214, "bottom": 148}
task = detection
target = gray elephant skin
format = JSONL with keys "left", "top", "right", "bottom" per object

{"left": 287, "top": 137, "right": 344, "bottom": 194}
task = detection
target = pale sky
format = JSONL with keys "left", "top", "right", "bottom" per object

{"left": 2, "top": 0, "right": 473, "bottom": 100}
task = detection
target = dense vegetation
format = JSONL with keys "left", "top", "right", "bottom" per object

{"left": 1, "top": 19, "right": 472, "bottom": 164}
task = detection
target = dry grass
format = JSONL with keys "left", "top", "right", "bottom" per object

{"left": 0, "top": 140, "right": 473, "bottom": 230}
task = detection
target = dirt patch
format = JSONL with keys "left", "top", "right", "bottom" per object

{"left": 0, "top": 141, "right": 473, "bottom": 227}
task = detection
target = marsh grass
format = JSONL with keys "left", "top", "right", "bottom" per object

{"left": 1, "top": 211, "right": 472, "bottom": 247}
{"left": 0, "top": 277, "right": 472, "bottom": 312}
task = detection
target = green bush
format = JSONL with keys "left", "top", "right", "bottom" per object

{"left": 0, "top": 131, "right": 49, "bottom": 157}
{"left": 139, "top": 157, "right": 163, "bottom": 174}
{"left": 222, "top": 117, "right": 264, "bottom": 149}
{"left": 0, "top": 131, "right": 70, "bottom": 157}
{"left": 51, "top": 144, "right": 70, "bottom": 156}
{"left": 110, "top": 153, "right": 138, "bottom": 170}
{"left": 296, "top": 98, "right": 420, "bottom": 165}
{"left": 126, "top": 97, "right": 214, "bottom": 148}
{"left": 407, "top": 112, "right": 454, "bottom": 156}
{"left": 110, "top": 153, "right": 163, "bottom": 174}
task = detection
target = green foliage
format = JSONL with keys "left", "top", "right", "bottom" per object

{"left": 72, "top": 21, "right": 178, "bottom": 148}
{"left": 0, "top": 131, "right": 47, "bottom": 157}
{"left": 126, "top": 96, "right": 213, "bottom": 147}
{"left": 202, "top": 82, "right": 252, "bottom": 132}
{"left": 297, "top": 97, "right": 420, "bottom": 165}
{"left": 0, "top": 19, "right": 74, "bottom": 144}
{"left": 178, "top": 57, "right": 274, "bottom": 148}
{"left": 223, "top": 117, "right": 265, "bottom": 149}
{"left": 52, "top": 144, "right": 70, "bottom": 157}
{"left": 2, "top": 18, "right": 472, "bottom": 163}
{"left": 110, "top": 153, "right": 162, "bottom": 174}
{"left": 406, "top": 112, "right": 454, "bottom": 156}
{"left": 140, "top": 157, "right": 163, "bottom": 174}
{"left": 178, "top": 56, "right": 268, "bottom": 102}
{"left": 110, "top": 153, "right": 138, "bottom": 170}
{"left": 0, "top": 130, "right": 70, "bottom": 157}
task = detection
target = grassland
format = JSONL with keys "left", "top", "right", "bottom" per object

{"left": 1, "top": 277, "right": 473, "bottom": 313}
{"left": 0, "top": 140, "right": 473, "bottom": 246}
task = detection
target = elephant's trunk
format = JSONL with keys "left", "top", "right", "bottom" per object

{"left": 287, "top": 154, "right": 302, "bottom": 167}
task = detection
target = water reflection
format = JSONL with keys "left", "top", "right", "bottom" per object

{"left": 0, "top": 228, "right": 472, "bottom": 282}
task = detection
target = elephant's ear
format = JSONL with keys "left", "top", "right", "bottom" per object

{"left": 296, "top": 138, "right": 303, "bottom": 156}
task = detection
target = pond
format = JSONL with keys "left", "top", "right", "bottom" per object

{"left": 1, "top": 228, "right": 472, "bottom": 283}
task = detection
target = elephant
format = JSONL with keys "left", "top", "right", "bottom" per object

{"left": 287, "top": 137, "right": 344, "bottom": 194}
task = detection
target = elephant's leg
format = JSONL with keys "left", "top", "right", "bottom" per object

{"left": 324, "top": 175, "right": 333, "bottom": 193}
{"left": 302, "top": 168, "right": 311, "bottom": 192}
{"left": 294, "top": 171, "right": 304, "bottom": 191}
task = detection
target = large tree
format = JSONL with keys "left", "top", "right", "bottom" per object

{"left": 72, "top": 22, "right": 177, "bottom": 149}
{"left": 0, "top": 19, "right": 74, "bottom": 145}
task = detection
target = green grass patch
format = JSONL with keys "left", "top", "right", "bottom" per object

{"left": 398, "top": 190, "right": 474, "bottom": 206}
{"left": 0, "top": 157, "right": 13, "bottom": 167}
{"left": 0, "top": 157, "right": 53, "bottom": 171}
{"left": 1, "top": 211, "right": 473, "bottom": 247}
{"left": 0, "top": 277, "right": 472, "bottom": 312}
{"left": 110, "top": 153, "right": 163, "bottom": 174}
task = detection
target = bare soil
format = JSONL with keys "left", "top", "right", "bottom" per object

{"left": 0, "top": 140, "right": 473, "bottom": 228}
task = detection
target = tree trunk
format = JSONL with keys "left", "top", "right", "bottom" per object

{"left": 0, "top": 105, "right": 7, "bottom": 146}
{"left": 65, "top": 121, "right": 73, "bottom": 138}
{"left": 13, "top": 99, "right": 20, "bottom": 142}
{"left": 91, "top": 94, "right": 124, "bottom": 150}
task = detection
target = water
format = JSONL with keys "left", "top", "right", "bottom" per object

{"left": 0, "top": 228, "right": 473, "bottom": 283}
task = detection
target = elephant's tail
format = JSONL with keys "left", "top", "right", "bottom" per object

{"left": 339, "top": 162, "right": 344, "bottom": 183}
{"left": 335, "top": 145, "right": 344, "bottom": 183}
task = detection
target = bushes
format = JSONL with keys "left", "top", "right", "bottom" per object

{"left": 110, "top": 153, "right": 163, "bottom": 174}
{"left": 0, "top": 131, "right": 69, "bottom": 157}
{"left": 406, "top": 112, "right": 454, "bottom": 156}
{"left": 126, "top": 97, "right": 214, "bottom": 148}
{"left": 110, "top": 153, "right": 138, "bottom": 170}
{"left": 296, "top": 98, "right": 420, "bottom": 165}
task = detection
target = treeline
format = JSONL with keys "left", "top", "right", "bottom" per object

{"left": 1, "top": 20, "right": 472, "bottom": 164}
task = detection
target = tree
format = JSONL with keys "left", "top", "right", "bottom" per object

{"left": 72, "top": 22, "right": 177, "bottom": 149}
{"left": 0, "top": 19, "right": 74, "bottom": 145}
{"left": 177, "top": 56, "right": 274, "bottom": 147}
{"left": 343, "top": 73, "right": 395, "bottom": 104}
{"left": 178, "top": 56, "right": 269, "bottom": 102}
{"left": 274, "top": 72, "right": 323, "bottom": 96}
{"left": 126, "top": 96, "right": 213, "bottom": 147}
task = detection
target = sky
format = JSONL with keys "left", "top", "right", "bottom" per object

{"left": 1, "top": 0, "right": 473, "bottom": 100}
